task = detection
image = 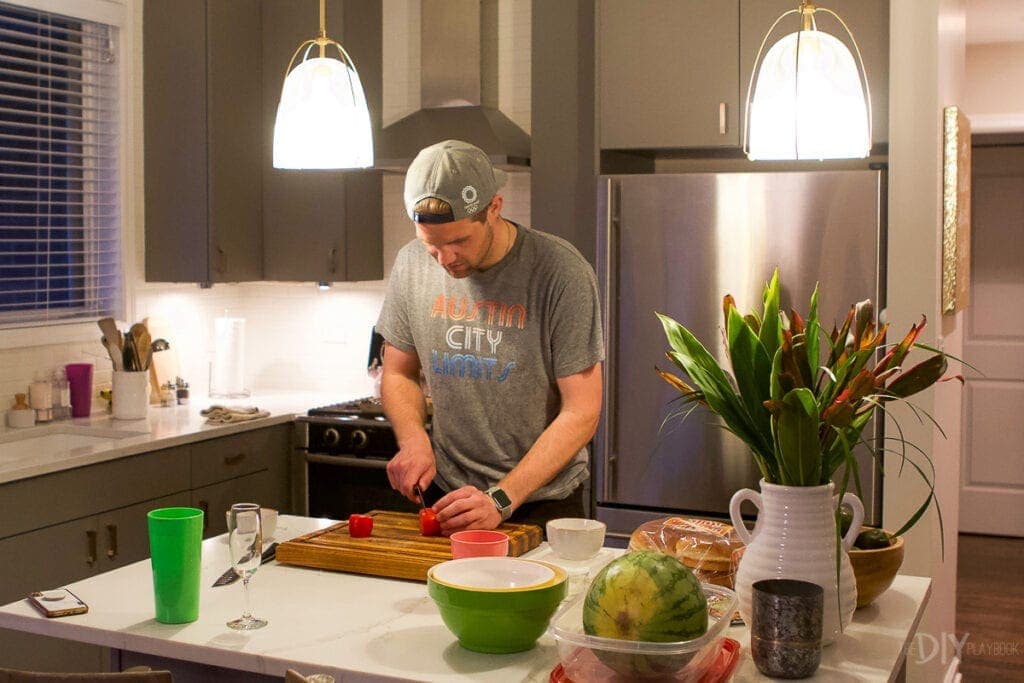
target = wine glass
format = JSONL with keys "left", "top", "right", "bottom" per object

{"left": 226, "top": 502, "right": 267, "bottom": 630}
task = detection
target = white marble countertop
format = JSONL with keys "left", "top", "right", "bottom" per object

{"left": 0, "top": 515, "right": 932, "bottom": 682}
{"left": 0, "top": 391, "right": 359, "bottom": 485}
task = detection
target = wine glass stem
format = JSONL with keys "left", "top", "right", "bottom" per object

{"left": 241, "top": 576, "right": 253, "bottom": 622}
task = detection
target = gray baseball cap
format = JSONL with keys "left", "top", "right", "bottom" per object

{"left": 404, "top": 139, "right": 508, "bottom": 223}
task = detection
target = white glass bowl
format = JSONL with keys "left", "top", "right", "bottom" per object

{"left": 546, "top": 518, "right": 607, "bottom": 561}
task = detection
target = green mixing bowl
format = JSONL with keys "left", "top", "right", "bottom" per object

{"left": 428, "top": 557, "right": 567, "bottom": 653}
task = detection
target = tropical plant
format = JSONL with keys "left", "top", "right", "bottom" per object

{"left": 657, "top": 269, "right": 962, "bottom": 539}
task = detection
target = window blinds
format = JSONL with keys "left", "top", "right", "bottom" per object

{"left": 0, "top": 1, "right": 121, "bottom": 326}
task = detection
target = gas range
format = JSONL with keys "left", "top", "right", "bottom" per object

{"left": 300, "top": 395, "right": 425, "bottom": 519}
{"left": 299, "top": 397, "right": 398, "bottom": 458}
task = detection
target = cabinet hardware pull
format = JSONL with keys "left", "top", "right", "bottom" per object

{"left": 106, "top": 524, "right": 118, "bottom": 559}
{"left": 223, "top": 452, "right": 246, "bottom": 465}
{"left": 86, "top": 529, "right": 97, "bottom": 566}
{"left": 328, "top": 247, "right": 338, "bottom": 274}
{"left": 719, "top": 102, "right": 728, "bottom": 135}
{"left": 199, "top": 500, "right": 209, "bottom": 531}
{"left": 216, "top": 246, "right": 226, "bottom": 274}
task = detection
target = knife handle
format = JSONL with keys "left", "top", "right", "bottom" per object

{"left": 261, "top": 542, "right": 277, "bottom": 563}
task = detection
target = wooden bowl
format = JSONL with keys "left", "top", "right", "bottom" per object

{"left": 849, "top": 530, "right": 905, "bottom": 608}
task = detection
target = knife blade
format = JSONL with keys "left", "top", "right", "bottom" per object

{"left": 212, "top": 542, "right": 277, "bottom": 587}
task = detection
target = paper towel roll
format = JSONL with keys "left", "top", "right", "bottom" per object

{"left": 209, "top": 317, "right": 249, "bottom": 398}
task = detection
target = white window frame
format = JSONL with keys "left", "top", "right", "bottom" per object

{"left": 0, "top": 0, "right": 138, "bottom": 349}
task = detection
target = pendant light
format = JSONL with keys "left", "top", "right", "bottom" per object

{"left": 743, "top": 1, "right": 871, "bottom": 161}
{"left": 272, "top": 0, "right": 373, "bottom": 169}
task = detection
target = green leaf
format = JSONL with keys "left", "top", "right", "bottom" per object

{"left": 727, "top": 306, "right": 773, "bottom": 438}
{"left": 806, "top": 285, "right": 821, "bottom": 388}
{"left": 658, "top": 313, "right": 772, "bottom": 460}
{"left": 759, "top": 269, "right": 782, "bottom": 367}
{"left": 773, "top": 388, "right": 822, "bottom": 485}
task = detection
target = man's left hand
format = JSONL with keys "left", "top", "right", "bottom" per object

{"left": 433, "top": 486, "right": 502, "bottom": 534}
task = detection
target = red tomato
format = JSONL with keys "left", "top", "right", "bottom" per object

{"left": 419, "top": 508, "right": 441, "bottom": 536}
{"left": 348, "top": 514, "right": 373, "bottom": 538}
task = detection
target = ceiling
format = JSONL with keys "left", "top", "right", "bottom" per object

{"left": 967, "top": 0, "right": 1024, "bottom": 45}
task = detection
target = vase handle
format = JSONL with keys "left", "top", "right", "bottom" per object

{"left": 729, "top": 488, "right": 761, "bottom": 545}
{"left": 840, "top": 493, "right": 865, "bottom": 552}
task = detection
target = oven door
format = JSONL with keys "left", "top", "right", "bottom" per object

{"left": 305, "top": 454, "right": 420, "bottom": 520}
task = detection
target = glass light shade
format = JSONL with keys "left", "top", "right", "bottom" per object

{"left": 273, "top": 56, "right": 373, "bottom": 169}
{"left": 748, "top": 30, "right": 869, "bottom": 160}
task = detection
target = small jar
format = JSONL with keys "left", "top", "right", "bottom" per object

{"left": 176, "top": 380, "right": 190, "bottom": 406}
{"left": 160, "top": 382, "right": 176, "bottom": 407}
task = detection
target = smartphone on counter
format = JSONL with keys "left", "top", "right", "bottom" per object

{"left": 27, "top": 588, "right": 88, "bottom": 618}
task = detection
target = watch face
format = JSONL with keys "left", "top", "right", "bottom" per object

{"left": 490, "top": 488, "right": 512, "bottom": 509}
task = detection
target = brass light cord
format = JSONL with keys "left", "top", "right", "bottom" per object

{"left": 318, "top": 0, "right": 326, "bottom": 57}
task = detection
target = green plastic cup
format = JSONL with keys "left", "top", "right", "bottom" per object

{"left": 147, "top": 507, "right": 204, "bottom": 624}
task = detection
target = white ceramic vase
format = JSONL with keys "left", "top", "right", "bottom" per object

{"left": 729, "top": 480, "right": 864, "bottom": 644}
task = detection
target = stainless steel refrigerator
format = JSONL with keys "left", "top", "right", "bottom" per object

{"left": 594, "top": 170, "right": 887, "bottom": 541}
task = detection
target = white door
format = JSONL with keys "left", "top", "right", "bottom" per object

{"left": 959, "top": 144, "right": 1024, "bottom": 537}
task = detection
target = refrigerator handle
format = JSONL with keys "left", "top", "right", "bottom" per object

{"left": 601, "top": 178, "right": 618, "bottom": 501}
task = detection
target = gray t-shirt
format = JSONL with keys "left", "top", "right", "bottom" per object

{"left": 376, "top": 223, "right": 605, "bottom": 501}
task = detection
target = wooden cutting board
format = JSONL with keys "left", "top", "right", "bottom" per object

{"left": 275, "top": 510, "right": 543, "bottom": 582}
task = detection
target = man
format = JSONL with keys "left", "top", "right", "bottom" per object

{"left": 376, "top": 139, "right": 604, "bottom": 533}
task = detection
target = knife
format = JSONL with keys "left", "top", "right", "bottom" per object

{"left": 212, "top": 543, "right": 277, "bottom": 587}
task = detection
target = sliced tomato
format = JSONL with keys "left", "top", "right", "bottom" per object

{"left": 419, "top": 508, "right": 441, "bottom": 536}
{"left": 348, "top": 513, "right": 373, "bottom": 538}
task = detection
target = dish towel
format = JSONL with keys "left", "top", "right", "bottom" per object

{"left": 201, "top": 405, "right": 270, "bottom": 424}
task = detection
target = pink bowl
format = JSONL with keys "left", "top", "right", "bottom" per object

{"left": 450, "top": 530, "right": 510, "bottom": 559}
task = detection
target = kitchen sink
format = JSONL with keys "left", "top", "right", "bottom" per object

{"left": 0, "top": 424, "right": 149, "bottom": 463}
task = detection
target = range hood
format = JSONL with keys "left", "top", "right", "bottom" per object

{"left": 376, "top": 1, "right": 530, "bottom": 168}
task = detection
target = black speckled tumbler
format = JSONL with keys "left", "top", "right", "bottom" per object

{"left": 751, "top": 579, "right": 824, "bottom": 679}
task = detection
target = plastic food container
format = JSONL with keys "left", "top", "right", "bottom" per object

{"left": 547, "top": 583, "right": 738, "bottom": 681}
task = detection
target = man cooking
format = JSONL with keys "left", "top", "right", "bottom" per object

{"left": 376, "top": 139, "right": 604, "bottom": 533}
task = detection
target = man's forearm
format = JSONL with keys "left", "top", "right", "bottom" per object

{"left": 381, "top": 371, "right": 430, "bottom": 447}
{"left": 498, "top": 408, "right": 599, "bottom": 510}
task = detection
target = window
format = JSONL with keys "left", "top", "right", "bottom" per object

{"left": 0, "top": 0, "right": 121, "bottom": 327}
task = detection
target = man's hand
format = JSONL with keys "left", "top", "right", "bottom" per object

{"left": 434, "top": 486, "right": 501, "bottom": 534}
{"left": 386, "top": 432, "right": 436, "bottom": 502}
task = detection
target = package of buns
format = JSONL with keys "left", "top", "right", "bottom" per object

{"left": 628, "top": 517, "right": 745, "bottom": 588}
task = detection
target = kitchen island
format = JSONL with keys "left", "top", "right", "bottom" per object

{"left": 0, "top": 516, "right": 931, "bottom": 682}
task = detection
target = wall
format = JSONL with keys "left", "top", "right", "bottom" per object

{"left": 964, "top": 41, "right": 1024, "bottom": 131}
{"left": 887, "top": 1, "right": 966, "bottom": 680}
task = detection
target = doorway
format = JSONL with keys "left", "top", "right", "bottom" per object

{"left": 958, "top": 138, "right": 1024, "bottom": 538}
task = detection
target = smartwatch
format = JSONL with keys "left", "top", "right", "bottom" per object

{"left": 485, "top": 486, "right": 513, "bottom": 522}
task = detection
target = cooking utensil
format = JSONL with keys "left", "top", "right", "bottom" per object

{"left": 151, "top": 338, "right": 170, "bottom": 352}
{"left": 101, "top": 336, "right": 124, "bottom": 371}
{"left": 97, "top": 318, "right": 124, "bottom": 370}
{"left": 130, "top": 323, "right": 152, "bottom": 371}
{"left": 122, "top": 331, "right": 136, "bottom": 371}
{"left": 213, "top": 543, "right": 277, "bottom": 587}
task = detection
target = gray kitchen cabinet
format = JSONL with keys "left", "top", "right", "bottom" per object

{"left": 190, "top": 423, "right": 291, "bottom": 537}
{"left": 259, "top": 0, "right": 384, "bottom": 283}
{"left": 0, "top": 423, "right": 293, "bottom": 672}
{"left": 739, "top": 0, "right": 890, "bottom": 148}
{"left": 598, "top": 0, "right": 741, "bottom": 149}
{"left": 143, "top": 0, "right": 263, "bottom": 283}
{"left": 192, "top": 471, "right": 275, "bottom": 539}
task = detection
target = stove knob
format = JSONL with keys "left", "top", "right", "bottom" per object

{"left": 351, "top": 429, "right": 369, "bottom": 450}
{"left": 323, "top": 428, "right": 341, "bottom": 447}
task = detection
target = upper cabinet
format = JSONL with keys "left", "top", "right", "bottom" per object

{"left": 739, "top": 0, "right": 889, "bottom": 149}
{"left": 597, "top": 0, "right": 889, "bottom": 152}
{"left": 598, "top": 0, "right": 741, "bottom": 150}
{"left": 260, "top": 0, "right": 383, "bottom": 283}
{"left": 144, "top": 0, "right": 262, "bottom": 283}
{"left": 144, "top": 0, "right": 383, "bottom": 284}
